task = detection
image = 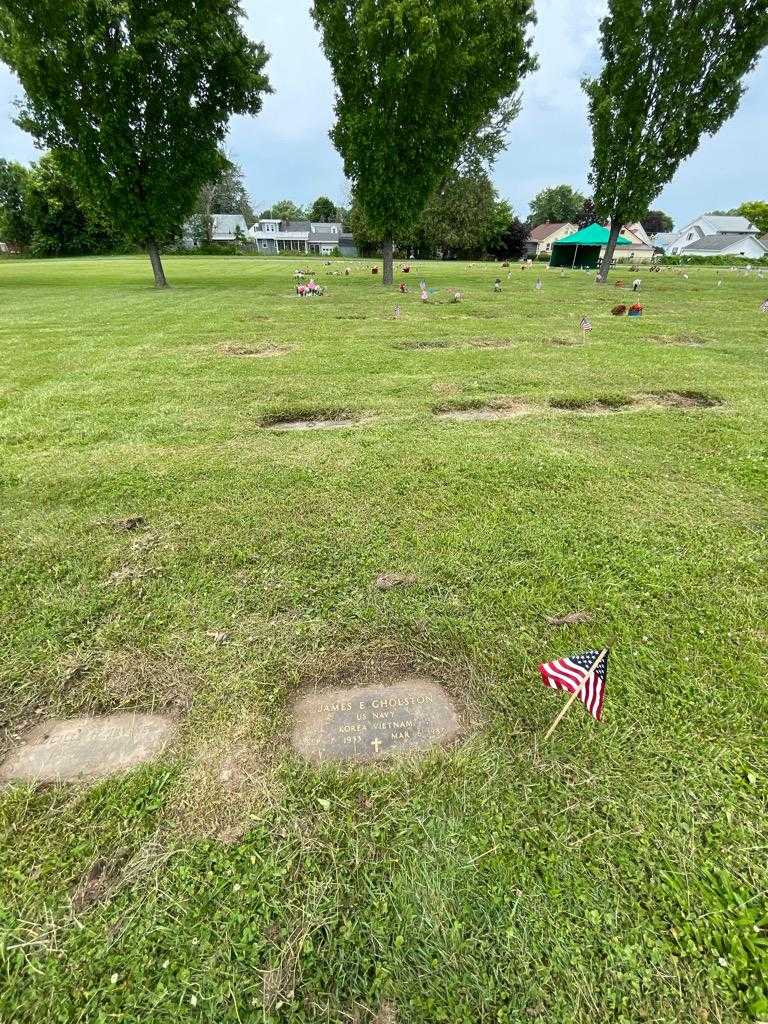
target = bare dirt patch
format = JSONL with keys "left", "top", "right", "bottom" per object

{"left": 393, "top": 339, "right": 451, "bottom": 350}
{"left": 545, "top": 611, "right": 595, "bottom": 626}
{"left": 71, "top": 850, "right": 131, "bottom": 913}
{"left": 653, "top": 333, "right": 708, "bottom": 347}
{"left": 218, "top": 343, "right": 291, "bottom": 357}
{"left": 434, "top": 399, "right": 535, "bottom": 421}
{"left": 467, "top": 337, "right": 514, "bottom": 349}
{"left": 262, "top": 408, "right": 364, "bottom": 432}
{"left": 375, "top": 572, "right": 417, "bottom": 591}
{"left": 168, "top": 731, "right": 283, "bottom": 844}
{"left": 642, "top": 390, "right": 723, "bottom": 409}
{"left": 547, "top": 336, "right": 583, "bottom": 347}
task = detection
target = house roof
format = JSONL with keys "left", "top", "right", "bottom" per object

{"left": 651, "top": 232, "right": 682, "bottom": 248}
{"left": 529, "top": 222, "right": 573, "bottom": 241}
{"left": 212, "top": 214, "right": 247, "bottom": 234}
{"left": 552, "top": 223, "right": 632, "bottom": 247}
{"left": 680, "top": 232, "right": 764, "bottom": 253}
{"left": 285, "top": 220, "right": 311, "bottom": 232}
{"left": 760, "top": 233, "right": 768, "bottom": 246}
{"left": 621, "top": 222, "right": 653, "bottom": 247}
{"left": 700, "top": 215, "right": 758, "bottom": 234}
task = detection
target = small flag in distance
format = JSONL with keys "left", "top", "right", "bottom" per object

{"left": 580, "top": 316, "right": 592, "bottom": 332}
{"left": 539, "top": 648, "right": 609, "bottom": 721}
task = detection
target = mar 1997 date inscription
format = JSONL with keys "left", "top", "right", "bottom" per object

{"left": 291, "top": 677, "right": 460, "bottom": 764}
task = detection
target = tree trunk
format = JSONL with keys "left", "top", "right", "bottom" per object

{"left": 147, "top": 239, "right": 169, "bottom": 288}
{"left": 382, "top": 239, "right": 394, "bottom": 284}
{"left": 596, "top": 221, "right": 621, "bottom": 283}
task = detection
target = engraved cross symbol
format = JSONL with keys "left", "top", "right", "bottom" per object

{"left": 370, "top": 738, "right": 382, "bottom": 753}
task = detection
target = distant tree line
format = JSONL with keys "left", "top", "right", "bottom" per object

{"left": 0, "top": 0, "right": 765, "bottom": 285}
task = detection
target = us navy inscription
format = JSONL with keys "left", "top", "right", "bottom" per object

{"left": 291, "top": 677, "right": 460, "bottom": 763}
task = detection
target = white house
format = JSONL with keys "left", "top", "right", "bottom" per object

{"left": 249, "top": 219, "right": 358, "bottom": 256}
{"left": 183, "top": 213, "right": 249, "bottom": 247}
{"left": 667, "top": 214, "right": 760, "bottom": 255}
{"left": 615, "top": 222, "right": 655, "bottom": 261}
{"left": 209, "top": 214, "right": 248, "bottom": 241}
{"left": 678, "top": 233, "right": 767, "bottom": 259}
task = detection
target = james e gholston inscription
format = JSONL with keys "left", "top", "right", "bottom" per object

{"left": 291, "top": 677, "right": 460, "bottom": 764}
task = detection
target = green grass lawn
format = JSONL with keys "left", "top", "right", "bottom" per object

{"left": 1, "top": 254, "right": 767, "bottom": 1023}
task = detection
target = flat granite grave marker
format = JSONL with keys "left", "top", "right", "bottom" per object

{"left": 0, "top": 714, "right": 176, "bottom": 783}
{"left": 292, "top": 677, "right": 460, "bottom": 764}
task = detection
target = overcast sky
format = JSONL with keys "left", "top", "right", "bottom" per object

{"left": 1, "top": 0, "right": 765, "bottom": 230}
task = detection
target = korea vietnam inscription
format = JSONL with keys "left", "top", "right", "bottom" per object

{"left": 291, "top": 677, "right": 460, "bottom": 764}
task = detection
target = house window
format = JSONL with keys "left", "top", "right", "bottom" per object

{"left": 262, "top": 241, "right": 268, "bottom": 249}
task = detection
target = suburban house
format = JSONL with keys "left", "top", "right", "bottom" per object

{"left": 525, "top": 222, "right": 578, "bottom": 257}
{"left": 615, "top": 222, "right": 655, "bottom": 260}
{"left": 183, "top": 213, "right": 249, "bottom": 247}
{"left": 675, "top": 233, "right": 767, "bottom": 259}
{"left": 249, "top": 218, "right": 358, "bottom": 256}
{"left": 656, "top": 214, "right": 763, "bottom": 256}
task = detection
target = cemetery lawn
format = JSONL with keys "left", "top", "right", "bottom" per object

{"left": 2, "top": 254, "right": 767, "bottom": 1024}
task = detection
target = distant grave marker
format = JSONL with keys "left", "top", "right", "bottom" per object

{"left": 292, "top": 678, "right": 460, "bottom": 764}
{"left": 0, "top": 714, "right": 176, "bottom": 783}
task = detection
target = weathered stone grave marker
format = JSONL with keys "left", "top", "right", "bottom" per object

{"left": 291, "top": 677, "right": 460, "bottom": 764}
{"left": 0, "top": 714, "right": 176, "bottom": 783}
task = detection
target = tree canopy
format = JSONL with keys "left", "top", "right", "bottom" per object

{"left": 0, "top": 0, "right": 271, "bottom": 286}
{"left": 312, "top": 0, "right": 536, "bottom": 282}
{"left": 528, "top": 185, "right": 587, "bottom": 227}
{"left": 309, "top": 196, "right": 338, "bottom": 222}
{"left": 262, "top": 199, "right": 307, "bottom": 222}
{"left": 737, "top": 201, "right": 768, "bottom": 235}
{"left": 584, "top": 0, "right": 768, "bottom": 281}
{"left": 418, "top": 169, "right": 503, "bottom": 258}
{"left": 641, "top": 210, "right": 674, "bottom": 236}
{"left": 0, "top": 158, "right": 31, "bottom": 250}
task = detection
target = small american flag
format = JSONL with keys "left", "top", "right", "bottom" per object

{"left": 580, "top": 316, "right": 592, "bottom": 332}
{"left": 539, "top": 648, "right": 609, "bottom": 721}
{"left": 760, "top": 299, "right": 768, "bottom": 313}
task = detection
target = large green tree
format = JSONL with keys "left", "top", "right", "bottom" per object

{"left": 309, "top": 196, "right": 338, "bottom": 222}
{"left": 528, "top": 185, "right": 586, "bottom": 227}
{"left": 419, "top": 169, "right": 503, "bottom": 258}
{"left": 584, "top": 0, "right": 768, "bottom": 282}
{"left": 261, "top": 199, "right": 308, "bottom": 222}
{"left": 25, "top": 151, "right": 125, "bottom": 256}
{"left": 0, "top": 1, "right": 270, "bottom": 287}
{"left": 737, "top": 201, "right": 768, "bottom": 235}
{"left": 0, "top": 158, "right": 31, "bottom": 250}
{"left": 312, "top": 0, "right": 536, "bottom": 283}
{"left": 641, "top": 210, "right": 674, "bottom": 236}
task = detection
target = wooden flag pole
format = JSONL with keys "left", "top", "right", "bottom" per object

{"left": 543, "top": 648, "right": 608, "bottom": 741}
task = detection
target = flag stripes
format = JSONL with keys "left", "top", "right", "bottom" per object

{"left": 539, "top": 648, "right": 609, "bottom": 721}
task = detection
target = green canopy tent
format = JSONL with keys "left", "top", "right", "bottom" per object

{"left": 549, "top": 222, "right": 632, "bottom": 270}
